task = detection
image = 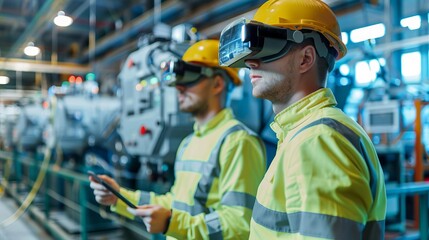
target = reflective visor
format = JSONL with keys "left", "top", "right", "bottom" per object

{"left": 219, "top": 19, "right": 253, "bottom": 68}
{"left": 219, "top": 18, "right": 303, "bottom": 68}
{"left": 162, "top": 59, "right": 213, "bottom": 86}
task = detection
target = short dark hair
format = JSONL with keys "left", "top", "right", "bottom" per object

{"left": 289, "top": 33, "right": 332, "bottom": 87}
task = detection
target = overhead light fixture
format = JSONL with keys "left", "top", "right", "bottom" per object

{"left": 350, "top": 23, "right": 386, "bottom": 43}
{"left": 54, "top": 11, "right": 73, "bottom": 27}
{"left": 0, "top": 75, "right": 10, "bottom": 85}
{"left": 24, "top": 42, "right": 41, "bottom": 56}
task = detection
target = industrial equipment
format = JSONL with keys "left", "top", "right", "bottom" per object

{"left": 363, "top": 100, "right": 400, "bottom": 134}
{"left": 45, "top": 85, "right": 120, "bottom": 159}
{"left": 117, "top": 25, "right": 194, "bottom": 193}
{"left": 376, "top": 145, "right": 406, "bottom": 232}
{"left": 0, "top": 105, "right": 20, "bottom": 150}
{"left": 12, "top": 100, "right": 49, "bottom": 152}
{"left": 42, "top": 81, "right": 123, "bottom": 232}
{"left": 354, "top": 42, "right": 429, "bottom": 234}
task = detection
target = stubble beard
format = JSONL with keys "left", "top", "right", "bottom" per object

{"left": 251, "top": 70, "right": 289, "bottom": 103}
{"left": 179, "top": 96, "right": 209, "bottom": 118}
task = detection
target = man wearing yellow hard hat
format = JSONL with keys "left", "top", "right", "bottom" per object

{"left": 90, "top": 39, "right": 266, "bottom": 239}
{"left": 219, "top": 0, "right": 386, "bottom": 239}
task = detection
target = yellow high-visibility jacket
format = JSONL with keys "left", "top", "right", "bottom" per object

{"left": 114, "top": 108, "right": 266, "bottom": 239}
{"left": 250, "top": 88, "right": 386, "bottom": 240}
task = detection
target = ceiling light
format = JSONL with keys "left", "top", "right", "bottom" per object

{"left": 350, "top": 23, "right": 386, "bottom": 43}
{"left": 400, "top": 15, "right": 421, "bottom": 30}
{"left": 54, "top": 11, "right": 73, "bottom": 27}
{"left": 24, "top": 42, "right": 40, "bottom": 56}
{"left": 0, "top": 76, "right": 10, "bottom": 85}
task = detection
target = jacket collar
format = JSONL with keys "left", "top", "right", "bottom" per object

{"left": 270, "top": 88, "right": 337, "bottom": 141}
{"left": 193, "top": 108, "right": 234, "bottom": 137}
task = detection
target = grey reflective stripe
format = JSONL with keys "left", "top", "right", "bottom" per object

{"left": 252, "top": 200, "right": 364, "bottom": 239}
{"left": 285, "top": 117, "right": 382, "bottom": 238}
{"left": 172, "top": 200, "right": 209, "bottom": 216}
{"left": 193, "top": 124, "right": 248, "bottom": 211}
{"left": 174, "top": 133, "right": 194, "bottom": 171}
{"left": 205, "top": 212, "right": 223, "bottom": 240}
{"left": 172, "top": 124, "right": 255, "bottom": 216}
{"left": 221, "top": 191, "right": 255, "bottom": 210}
{"left": 175, "top": 160, "right": 205, "bottom": 173}
{"left": 138, "top": 191, "right": 151, "bottom": 205}
{"left": 363, "top": 220, "right": 385, "bottom": 240}
{"left": 291, "top": 118, "right": 377, "bottom": 199}
{"left": 359, "top": 140, "right": 377, "bottom": 199}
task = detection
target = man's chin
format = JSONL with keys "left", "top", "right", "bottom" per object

{"left": 179, "top": 105, "right": 193, "bottom": 113}
{"left": 179, "top": 106, "right": 188, "bottom": 112}
{"left": 252, "top": 89, "right": 264, "bottom": 99}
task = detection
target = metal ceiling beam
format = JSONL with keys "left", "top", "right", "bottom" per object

{"left": 173, "top": 0, "right": 264, "bottom": 26}
{"left": 0, "top": 13, "right": 26, "bottom": 27}
{"left": 6, "top": 0, "right": 69, "bottom": 58}
{"left": 92, "top": 0, "right": 264, "bottom": 66}
{"left": 75, "top": 0, "right": 185, "bottom": 63}
{"left": 0, "top": 58, "right": 90, "bottom": 74}
{"left": 339, "top": 34, "right": 429, "bottom": 65}
{"left": 200, "top": 9, "right": 257, "bottom": 38}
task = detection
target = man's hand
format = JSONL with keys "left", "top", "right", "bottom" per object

{"left": 88, "top": 175, "right": 120, "bottom": 206}
{"left": 127, "top": 205, "right": 172, "bottom": 233}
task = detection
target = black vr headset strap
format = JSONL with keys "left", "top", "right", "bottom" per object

{"left": 303, "top": 32, "right": 336, "bottom": 72}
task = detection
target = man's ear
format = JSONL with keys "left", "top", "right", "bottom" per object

{"left": 212, "top": 75, "right": 225, "bottom": 95}
{"left": 298, "top": 45, "right": 316, "bottom": 74}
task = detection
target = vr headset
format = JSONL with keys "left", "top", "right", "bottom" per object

{"left": 219, "top": 18, "right": 336, "bottom": 72}
{"left": 163, "top": 59, "right": 214, "bottom": 87}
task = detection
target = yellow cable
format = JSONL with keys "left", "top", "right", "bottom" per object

{"left": 0, "top": 147, "right": 51, "bottom": 227}
{"left": 0, "top": 156, "right": 12, "bottom": 198}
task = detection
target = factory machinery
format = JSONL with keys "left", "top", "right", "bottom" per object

{"left": 0, "top": 105, "right": 20, "bottom": 151}
{"left": 356, "top": 60, "right": 429, "bottom": 238}
{"left": 117, "top": 27, "right": 193, "bottom": 194}
{"left": 0, "top": 81, "right": 126, "bottom": 234}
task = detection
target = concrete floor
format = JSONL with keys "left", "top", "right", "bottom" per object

{"left": 0, "top": 196, "right": 53, "bottom": 240}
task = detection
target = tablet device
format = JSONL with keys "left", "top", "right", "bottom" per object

{"left": 88, "top": 171, "right": 137, "bottom": 209}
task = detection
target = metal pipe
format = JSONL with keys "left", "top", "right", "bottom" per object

{"left": 93, "top": 0, "right": 264, "bottom": 67}
{"left": 0, "top": 57, "right": 90, "bottom": 74}
{"left": 154, "top": 0, "right": 161, "bottom": 24}
{"left": 89, "top": 0, "right": 96, "bottom": 70}
{"left": 414, "top": 99, "right": 423, "bottom": 230}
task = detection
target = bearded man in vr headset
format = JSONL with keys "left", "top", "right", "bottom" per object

{"left": 219, "top": 0, "right": 386, "bottom": 239}
{"left": 90, "top": 39, "right": 266, "bottom": 239}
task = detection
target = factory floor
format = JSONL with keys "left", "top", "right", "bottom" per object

{"left": 0, "top": 185, "right": 152, "bottom": 240}
{"left": 0, "top": 196, "right": 53, "bottom": 240}
{"left": 0, "top": 183, "right": 424, "bottom": 240}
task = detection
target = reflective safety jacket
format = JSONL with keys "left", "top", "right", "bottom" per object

{"left": 115, "top": 108, "right": 266, "bottom": 239}
{"left": 249, "top": 88, "right": 386, "bottom": 240}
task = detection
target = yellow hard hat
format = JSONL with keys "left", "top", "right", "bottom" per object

{"left": 182, "top": 39, "right": 241, "bottom": 86}
{"left": 253, "top": 0, "right": 347, "bottom": 60}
